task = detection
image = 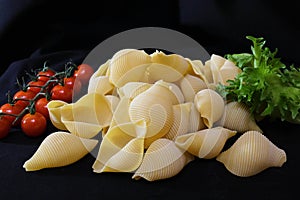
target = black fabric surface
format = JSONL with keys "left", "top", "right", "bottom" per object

{"left": 0, "top": 0, "right": 299, "bottom": 199}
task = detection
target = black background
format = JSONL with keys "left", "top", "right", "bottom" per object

{"left": 0, "top": 0, "right": 299, "bottom": 199}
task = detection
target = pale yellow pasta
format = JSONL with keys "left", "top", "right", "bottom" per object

{"left": 128, "top": 81, "right": 174, "bottom": 147}
{"left": 23, "top": 131, "right": 98, "bottom": 171}
{"left": 179, "top": 74, "right": 208, "bottom": 102}
{"left": 93, "top": 121, "right": 146, "bottom": 173}
{"left": 164, "top": 103, "right": 191, "bottom": 140}
{"left": 109, "top": 49, "right": 151, "bottom": 87}
{"left": 60, "top": 93, "right": 113, "bottom": 138}
{"left": 117, "top": 82, "right": 152, "bottom": 100}
{"left": 47, "top": 100, "right": 68, "bottom": 130}
{"left": 88, "top": 75, "right": 114, "bottom": 95}
{"left": 175, "top": 126, "right": 236, "bottom": 159}
{"left": 194, "top": 88, "right": 225, "bottom": 128}
{"left": 216, "top": 131, "right": 287, "bottom": 177}
{"left": 188, "top": 102, "right": 206, "bottom": 132}
{"left": 132, "top": 138, "right": 194, "bottom": 181}
{"left": 222, "top": 101, "right": 262, "bottom": 133}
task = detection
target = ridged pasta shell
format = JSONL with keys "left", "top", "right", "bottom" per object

{"left": 216, "top": 131, "right": 287, "bottom": 177}
{"left": 179, "top": 74, "right": 208, "bottom": 102}
{"left": 109, "top": 49, "right": 151, "bottom": 87}
{"left": 117, "top": 82, "right": 152, "bottom": 100}
{"left": 222, "top": 101, "right": 262, "bottom": 133}
{"left": 164, "top": 103, "right": 191, "bottom": 140}
{"left": 23, "top": 131, "right": 98, "bottom": 171}
{"left": 88, "top": 75, "right": 114, "bottom": 95}
{"left": 93, "top": 121, "right": 146, "bottom": 173}
{"left": 148, "top": 51, "right": 189, "bottom": 83}
{"left": 175, "top": 126, "right": 237, "bottom": 159}
{"left": 47, "top": 100, "right": 68, "bottom": 130}
{"left": 188, "top": 102, "right": 206, "bottom": 132}
{"left": 209, "top": 54, "right": 242, "bottom": 86}
{"left": 184, "top": 58, "right": 208, "bottom": 82}
{"left": 132, "top": 138, "right": 194, "bottom": 181}
{"left": 194, "top": 89, "right": 225, "bottom": 128}
{"left": 60, "top": 93, "right": 113, "bottom": 138}
{"left": 128, "top": 81, "right": 174, "bottom": 147}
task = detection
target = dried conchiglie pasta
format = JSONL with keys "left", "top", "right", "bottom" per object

{"left": 93, "top": 121, "right": 146, "bottom": 173}
{"left": 132, "top": 138, "right": 194, "bottom": 181}
{"left": 194, "top": 88, "right": 225, "bottom": 128}
{"left": 88, "top": 75, "right": 114, "bottom": 95}
{"left": 179, "top": 74, "right": 208, "bottom": 102}
{"left": 109, "top": 49, "right": 151, "bottom": 87}
{"left": 60, "top": 93, "right": 113, "bottom": 138}
{"left": 175, "top": 126, "right": 236, "bottom": 159}
{"left": 23, "top": 131, "right": 98, "bottom": 171}
{"left": 47, "top": 100, "right": 68, "bottom": 130}
{"left": 117, "top": 82, "right": 152, "bottom": 100}
{"left": 128, "top": 81, "right": 174, "bottom": 147}
{"left": 188, "top": 102, "right": 206, "bottom": 132}
{"left": 216, "top": 131, "right": 287, "bottom": 177}
{"left": 222, "top": 101, "right": 262, "bottom": 133}
{"left": 164, "top": 103, "right": 191, "bottom": 140}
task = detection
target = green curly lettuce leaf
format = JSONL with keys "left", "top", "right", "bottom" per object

{"left": 217, "top": 36, "right": 300, "bottom": 124}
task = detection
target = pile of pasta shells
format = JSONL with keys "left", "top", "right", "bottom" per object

{"left": 23, "top": 49, "right": 287, "bottom": 181}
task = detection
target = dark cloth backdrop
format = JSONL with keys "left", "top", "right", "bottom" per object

{"left": 0, "top": 0, "right": 299, "bottom": 199}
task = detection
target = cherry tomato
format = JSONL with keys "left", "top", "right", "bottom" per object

{"left": 37, "top": 69, "right": 56, "bottom": 83}
{"left": 27, "top": 80, "right": 46, "bottom": 94}
{"left": 0, "top": 116, "right": 12, "bottom": 139}
{"left": 74, "top": 63, "right": 94, "bottom": 85}
{"left": 0, "top": 103, "right": 24, "bottom": 126}
{"left": 64, "top": 76, "right": 82, "bottom": 95}
{"left": 35, "top": 97, "right": 50, "bottom": 119}
{"left": 13, "top": 90, "right": 36, "bottom": 108}
{"left": 21, "top": 112, "right": 47, "bottom": 137}
{"left": 51, "top": 84, "right": 73, "bottom": 103}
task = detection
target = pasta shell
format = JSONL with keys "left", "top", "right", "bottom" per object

{"left": 47, "top": 100, "right": 68, "bottom": 130}
{"left": 194, "top": 89, "right": 225, "bottom": 128}
{"left": 60, "top": 93, "right": 113, "bottom": 138}
{"left": 164, "top": 103, "right": 191, "bottom": 140}
{"left": 188, "top": 102, "right": 206, "bottom": 132}
{"left": 23, "top": 131, "right": 98, "bottom": 171}
{"left": 117, "top": 82, "right": 152, "bottom": 100}
{"left": 128, "top": 81, "right": 174, "bottom": 147}
{"left": 222, "top": 101, "right": 262, "bottom": 133}
{"left": 88, "top": 75, "right": 114, "bottom": 95}
{"left": 216, "top": 131, "right": 287, "bottom": 177}
{"left": 179, "top": 74, "right": 208, "bottom": 102}
{"left": 148, "top": 51, "right": 189, "bottom": 83}
{"left": 132, "top": 138, "right": 194, "bottom": 181}
{"left": 93, "top": 121, "right": 146, "bottom": 173}
{"left": 109, "top": 49, "right": 151, "bottom": 87}
{"left": 175, "top": 127, "right": 237, "bottom": 159}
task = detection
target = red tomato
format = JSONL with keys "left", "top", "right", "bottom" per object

{"left": 27, "top": 80, "right": 46, "bottom": 94}
{"left": 21, "top": 112, "right": 47, "bottom": 137}
{"left": 37, "top": 69, "right": 56, "bottom": 83}
{"left": 13, "top": 90, "right": 36, "bottom": 108}
{"left": 0, "top": 116, "right": 12, "bottom": 139}
{"left": 0, "top": 103, "right": 24, "bottom": 126}
{"left": 35, "top": 97, "right": 50, "bottom": 119}
{"left": 74, "top": 63, "right": 94, "bottom": 85}
{"left": 64, "top": 76, "right": 82, "bottom": 95}
{"left": 51, "top": 84, "right": 73, "bottom": 103}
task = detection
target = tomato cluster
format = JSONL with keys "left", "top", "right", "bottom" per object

{"left": 0, "top": 61, "right": 94, "bottom": 139}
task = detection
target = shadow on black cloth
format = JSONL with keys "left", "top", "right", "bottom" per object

{"left": 0, "top": 0, "right": 299, "bottom": 199}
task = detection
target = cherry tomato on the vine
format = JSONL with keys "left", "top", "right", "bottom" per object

{"left": 64, "top": 76, "right": 82, "bottom": 96}
{"left": 0, "top": 116, "right": 12, "bottom": 139}
{"left": 74, "top": 63, "right": 94, "bottom": 85}
{"left": 13, "top": 90, "right": 36, "bottom": 108}
{"left": 27, "top": 80, "right": 46, "bottom": 94}
{"left": 35, "top": 97, "right": 50, "bottom": 119}
{"left": 51, "top": 84, "right": 73, "bottom": 103}
{"left": 37, "top": 69, "right": 56, "bottom": 83}
{"left": 0, "top": 103, "right": 24, "bottom": 126}
{"left": 21, "top": 112, "right": 47, "bottom": 137}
